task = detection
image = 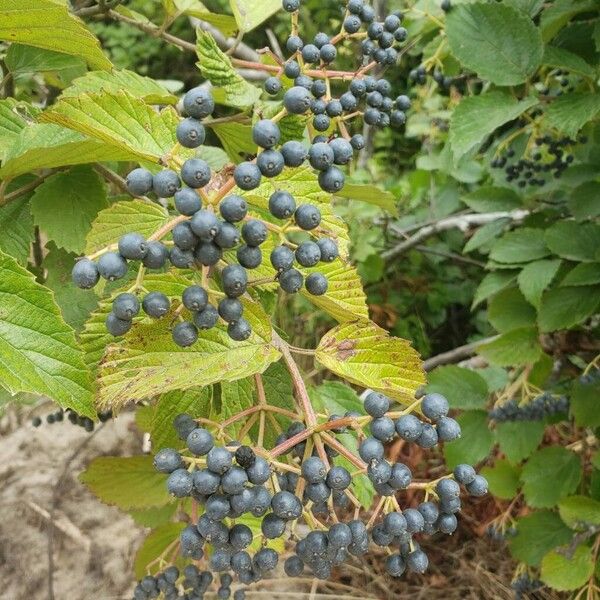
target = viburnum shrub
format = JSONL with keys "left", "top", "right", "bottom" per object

{"left": 1, "top": 0, "right": 599, "bottom": 598}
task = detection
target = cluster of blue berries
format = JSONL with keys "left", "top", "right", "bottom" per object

{"left": 132, "top": 565, "right": 245, "bottom": 600}
{"left": 488, "top": 393, "right": 569, "bottom": 423}
{"left": 511, "top": 574, "right": 542, "bottom": 600}
{"left": 72, "top": 86, "right": 340, "bottom": 346}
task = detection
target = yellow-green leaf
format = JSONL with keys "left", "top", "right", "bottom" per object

{"left": 0, "top": 249, "right": 94, "bottom": 417}
{"left": 541, "top": 545, "right": 594, "bottom": 591}
{"left": 97, "top": 300, "right": 280, "bottom": 410}
{"left": 229, "top": 0, "right": 281, "bottom": 32}
{"left": 0, "top": 0, "right": 112, "bottom": 70}
{"left": 40, "top": 91, "right": 181, "bottom": 164}
{"left": 315, "top": 320, "right": 425, "bottom": 405}
{"left": 134, "top": 523, "right": 186, "bottom": 578}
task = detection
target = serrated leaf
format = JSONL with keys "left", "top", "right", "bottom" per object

{"left": 43, "top": 244, "right": 99, "bottom": 330}
{"left": 570, "top": 379, "right": 600, "bottom": 428}
{"left": 196, "top": 30, "right": 261, "bottom": 108}
{"left": 559, "top": 495, "right": 600, "bottom": 530}
{"left": 315, "top": 320, "right": 425, "bottom": 405}
{"left": 562, "top": 263, "right": 600, "bottom": 287}
{"left": 538, "top": 285, "right": 600, "bottom": 332}
{"left": 490, "top": 228, "right": 550, "bottom": 263}
{"left": 210, "top": 120, "right": 254, "bottom": 163}
{"left": 220, "top": 377, "right": 255, "bottom": 424}
{"left": 31, "top": 166, "right": 108, "bottom": 254}
{"left": 541, "top": 0, "right": 599, "bottom": 41}
{"left": 97, "top": 300, "right": 280, "bottom": 410}
{"left": 462, "top": 186, "right": 522, "bottom": 213}
{"left": 472, "top": 270, "right": 518, "bottom": 308}
{"left": 229, "top": 0, "right": 281, "bottom": 32}
{"left": 151, "top": 387, "right": 212, "bottom": 450}
{"left": 495, "top": 420, "right": 545, "bottom": 463}
{"left": 481, "top": 459, "right": 521, "bottom": 499}
{"left": 541, "top": 546, "right": 594, "bottom": 591}
{"left": 0, "top": 176, "right": 34, "bottom": 264}
{"left": 543, "top": 45, "right": 596, "bottom": 79}
{"left": 85, "top": 200, "right": 169, "bottom": 255}
{"left": 478, "top": 327, "right": 542, "bottom": 366}
{"left": 61, "top": 69, "right": 177, "bottom": 105}
{"left": 446, "top": 2, "right": 543, "bottom": 86}
{"left": 80, "top": 455, "right": 172, "bottom": 510}
{"left": 425, "top": 365, "right": 489, "bottom": 410}
{"left": 517, "top": 259, "right": 561, "bottom": 308}
{"left": 464, "top": 218, "right": 510, "bottom": 253}
{"left": 443, "top": 410, "right": 494, "bottom": 469}
{"left": 521, "top": 446, "right": 582, "bottom": 508}
{"left": 5, "top": 44, "right": 86, "bottom": 77}
{"left": 0, "top": 123, "right": 131, "bottom": 180}
{"left": 134, "top": 522, "right": 186, "bottom": 578}
{"left": 545, "top": 221, "right": 600, "bottom": 263}
{"left": 0, "top": 250, "right": 94, "bottom": 417}
{"left": 0, "top": 0, "right": 112, "bottom": 70}
{"left": 450, "top": 92, "right": 537, "bottom": 160}
{"left": 335, "top": 183, "right": 398, "bottom": 216}
{"left": 40, "top": 91, "right": 181, "bottom": 164}
{"left": 544, "top": 93, "right": 600, "bottom": 139}
{"left": 488, "top": 286, "right": 536, "bottom": 333}
{"left": 508, "top": 510, "right": 573, "bottom": 567}
{"left": 128, "top": 503, "right": 178, "bottom": 528}
{"left": 0, "top": 99, "right": 30, "bottom": 159}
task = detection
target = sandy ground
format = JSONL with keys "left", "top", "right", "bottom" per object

{"left": 0, "top": 406, "right": 561, "bottom": 600}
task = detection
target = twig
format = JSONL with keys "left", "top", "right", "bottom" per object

{"left": 422, "top": 336, "right": 499, "bottom": 371}
{"left": 382, "top": 210, "right": 530, "bottom": 260}
{"left": 415, "top": 244, "right": 486, "bottom": 268}
{"left": 0, "top": 170, "right": 56, "bottom": 207}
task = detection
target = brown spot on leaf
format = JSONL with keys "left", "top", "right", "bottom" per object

{"left": 336, "top": 339, "right": 357, "bottom": 361}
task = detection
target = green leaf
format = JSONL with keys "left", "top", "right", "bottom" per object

{"left": 538, "top": 285, "right": 600, "bottom": 332}
{"left": 0, "top": 176, "right": 34, "bottom": 264}
{"left": 541, "top": 545, "right": 594, "bottom": 591}
{"left": 544, "top": 93, "right": 600, "bottom": 139}
{"left": 335, "top": 183, "right": 398, "bottom": 216}
{"left": 196, "top": 30, "right": 261, "bottom": 108}
{"left": 197, "top": 145, "right": 230, "bottom": 171}
{"left": 508, "top": 510, "right": 573, "bottom": 567}
{"left": 562, "top": 263, "right": 600, "bottom": 287}
{"left": 31, "top": 166, "right": 108, "bottom": 254}
{"left": 490, "top": 228, "right": 550, "bottom": 263}
{"left": 309, "top": 381, "right": 363, "bottom": 416}
{"left": 97, "top": 300, "right": 280, "bottom": 410}
{"left": 229, "top": 0, "right": 281, "bottom": 32}
{"left": 210, "top": 120, "right": 255, "bottom": 164}
{"left": 220, "top": 377, "right": 255, "bottom": 423}
{"left": 5, "top": 44, "right": 86, "bottom": 86}
{"left": 134, "top": 523, "right": 185, "bottom": 578}
{"left": 0, "top": 123, "right": 131, "bottom": 181}
{"left": 472, "top": 270, "right": 518, "bottom": 308}
{"left": 446, "top": 2, "right": 543, "bottom": 86}
{"left": 569, "top": 182, "right": 600, "bottom": 221}
{"left": 425, "top": 365, "right": 489, "bottom": 410}
{"left": 478, "top": 365, "right": 509, "bottom": 392}
{"left": 450, "top": 92, "right": 537, "bottom": 160}
{"left": 479, "top": 327, "right": 542, "bottom": 366}
{"left": 150, "top": 387, "right": 212, "bottom": 450}
{"left": 517, "top": 259, "right": 562, "bottom": 308}
{"left": 61, "top": 69, "right": 177, "bottom": 105}
{"left": 443, "top": 410, "right": 494, "bottom": 469}
{"left": 256, "top": 362, "right": 295, "bottom": 447}
{"left": 43, "top": 244, "right": 98, "bottom": 330}
{"left": 545, "top": 221, "right": 600, "bottom": 263}
{"left": 79, "top": 455, "right": 172, "bottom": 510}
{"left": 0, "top": 249, "right": 94, "bottom": 417}
{"left": 504, "top": 0, "right": 544, "bottom": 17}
{"left": 480, "top": 459, "right": 521, "bottom": 499}
{"left": 495, "top": 420, "right": 545, "bottom": 463}
{"left": 0, "top": 0, "right": 112, "bottom": 70}
{"left": 570, "top": 379, "right": 600, "bottom": 428}
{"left": 0, "top": 98, "right": 30, "bottom": 159}
{"left": 521, "top": 446, "right": 582, "bottom": 508}
{"left": 40, "top": 91, "right": 181, "bottom": 164}
{"left": 540, "top": 0, "right": 598, "bottom": 41}
{"left": 333, "top": 432, "right": 375, "bottom": 509}
{"left": 85, "top": 200, "right": 169, "bottom": 255}
{"left": 559, "top": 495, "right": 600, "bottom": 529}
{"left": 462, "top": 186, "right": 522, "bottom": 213}
{"left": 315, "top": 320, "right": 425, "bottom": 405}
{"left": 543, "top": 45, "right": 596, "bottom": 79}
{"left": 464, "top": 218, "right": 510, "bottom": 254}
{"left": 488, "top": 286, "right": 536, "bottom": 332}
{"left": 128, "top": 503, "right": 178, "bottom": 528}
{"left": 168, "top": 1, "right": 238, "bottom": 35}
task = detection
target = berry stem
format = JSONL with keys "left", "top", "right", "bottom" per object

{"left": 320, "top": 431, "right": 367, "bottom": 471}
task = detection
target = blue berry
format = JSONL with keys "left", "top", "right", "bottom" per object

{"left": 72, "top": 259, "right": 99, "bottom": 289}
{"left": 234, "top": 162, "right": 262, "bottom": 190}
{"left": 126, "top": 167, "right": 153, "bottom": 196}
{"left": 183, "top": 86, "right": 214, "bottom": 119}
{"left": 176, "top": 117, "right": 205, "bottom": 148}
